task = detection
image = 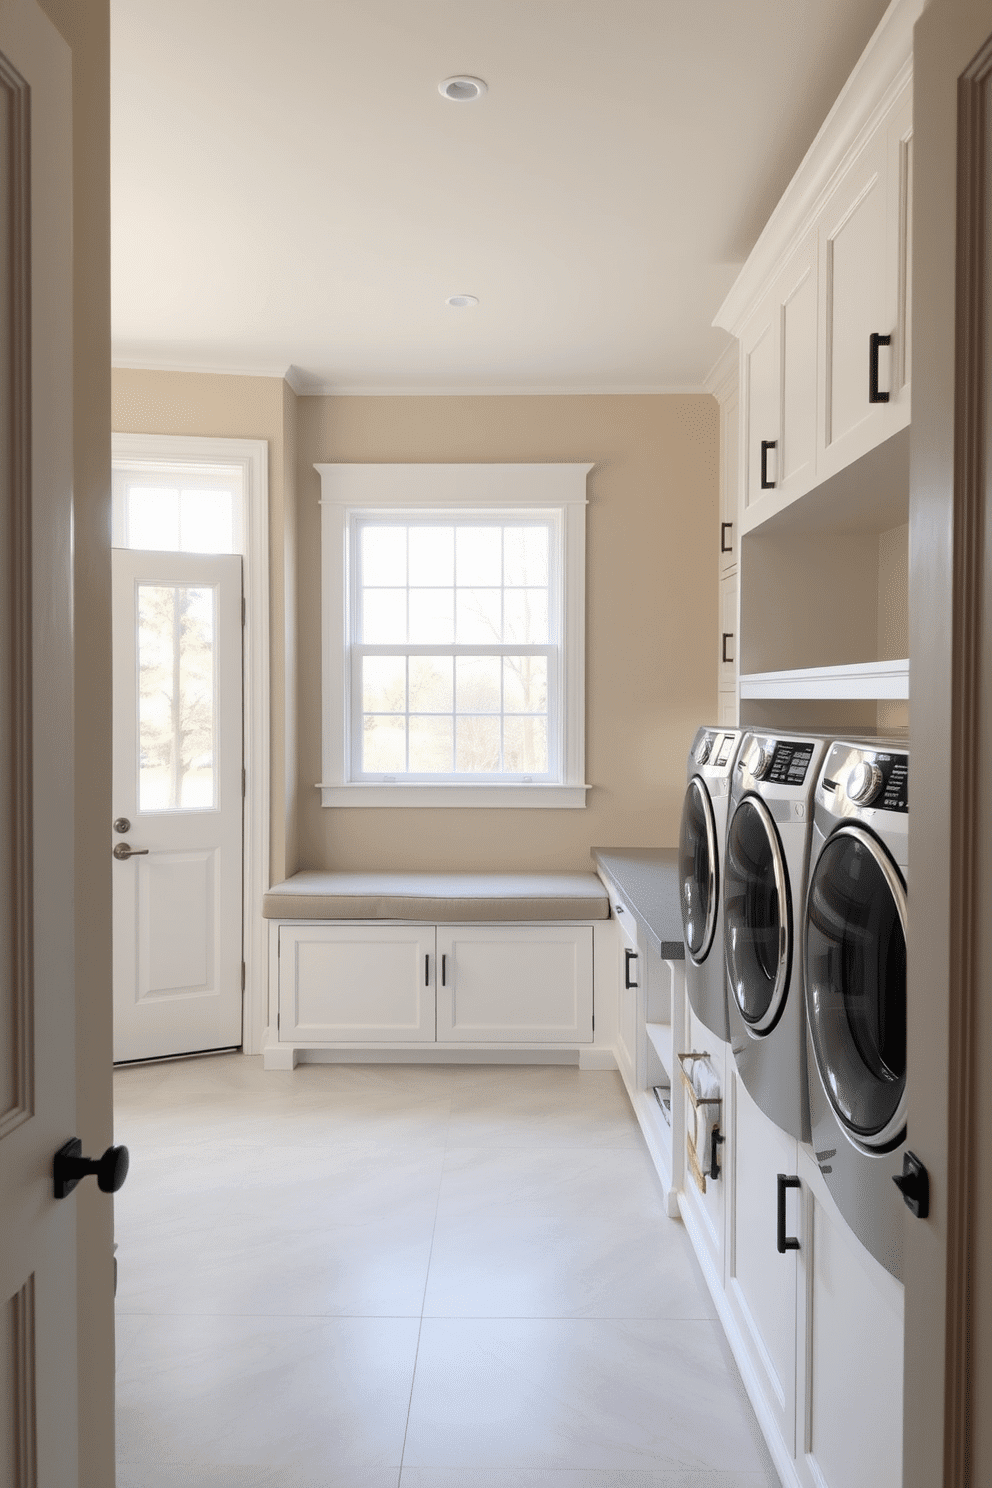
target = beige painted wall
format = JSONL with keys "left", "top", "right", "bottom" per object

{"left": 112, "top": 368, "right": 300, "bottom": 884}
{"left": 296, "top": 394, "right": 718, "bottom": 872}
{"left": 35, "top": 0, "right": 114, "bottom": 1482}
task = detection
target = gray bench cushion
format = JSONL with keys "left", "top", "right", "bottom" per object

{"left": 262, "top": 870, "right": 610, "bottom": 923}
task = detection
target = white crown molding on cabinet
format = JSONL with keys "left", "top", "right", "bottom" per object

{"left": 714, "top": 0, "right": 923, "bottom": 337}
{"left": 703, "top": 339, "right": 738, "bottom": 405}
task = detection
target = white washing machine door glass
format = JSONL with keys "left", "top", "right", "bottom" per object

{"left": 804, "top": 824, "right": 907, "bottom": 1149}
{"left": 724, "top": 795, "right": 791, "bottom": 1033}
{"left": 679, "top": 777, "right": 718, "bottom": 962}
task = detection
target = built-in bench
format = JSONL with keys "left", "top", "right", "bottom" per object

{"left": 262, "top": 870, "right": 613, "bottom": 1069}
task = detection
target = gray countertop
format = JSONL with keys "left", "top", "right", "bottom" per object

{"left": 591, "top": 847, "right": 685, "bottom": 959}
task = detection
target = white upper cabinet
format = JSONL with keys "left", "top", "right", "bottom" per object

{"left": 742, "top": 234, "right": 819, "bottom": 517}
{"left": 819, "top": 92, "right": 913, "bottom": 479}
{"left": 717, "top": 0, "right": 920, "bottom": 534}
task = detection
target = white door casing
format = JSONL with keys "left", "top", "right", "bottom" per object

{"left": 112, "top": 550, "right": 244, "bottom": 1062}
{"left": 0, "top": 1, "right": 79, "bottom": 1482}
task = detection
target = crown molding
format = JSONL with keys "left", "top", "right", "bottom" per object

{"left": 714, "top": 0, "right": 922, "bottom": 337}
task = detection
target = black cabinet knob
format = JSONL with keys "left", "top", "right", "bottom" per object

{"left": 53, "top": 1138, "right": 130, "bottom": 1200}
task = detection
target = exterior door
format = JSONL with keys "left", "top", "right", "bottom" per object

{"left": 112, "top": 550, "right": 244, "bottom": 1062}
{"left": 0, "top": 0, "right": 80, "bottom": 1481}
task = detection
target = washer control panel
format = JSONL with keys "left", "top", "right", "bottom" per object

{"left": 766, "top": 739, "right": 816, "bottom": 786}
{"left": 823, "top": 748, "right": 909, "bottom": 814}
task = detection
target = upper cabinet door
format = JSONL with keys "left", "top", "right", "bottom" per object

{"left": 719, "top": 382, "right": 740, "bottom": 577}
{"left": 742, "top": 296, "right": 780, "bottom": 516}
{"left": 778, "top": 234, "right": 819, "bottom": 497}
{"left": 818, "top": 88, "right": 912, "bottom": 481}
{"left": 741, "top": 235, "right": 819, "bottom": 522}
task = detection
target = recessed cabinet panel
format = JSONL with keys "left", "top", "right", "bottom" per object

{"left": 797, "top": 1155, "right": 904, "bottom": 1488}
{"left": 727, "top": 1072, "right": 799, "bottom": 1452}
{"left": 720, "top": 384, "right": 740, "bottom": 576}
{"left": 743, "top": 309, "right": 780, "bottom": 513}
{"left": 719, "top": 573, "right": 737, "bottom": 691}
{"left": 283, "top": 925, "right": 436, "bottom": 1042}
{"left": 780, "top": 244, "right": 818, "bottom": 492}
{"left": 819, "top": 127, "right": 907, "bottom": 479}
{"left": 436, "top": 925, "right": 593, "bottom": 1043}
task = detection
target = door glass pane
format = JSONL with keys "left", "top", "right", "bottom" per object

{"left": 127, "top": 484, "right": 237, "bottom": 554}
{"left": 137, "top": 584, "right": 216, "bottom": 811}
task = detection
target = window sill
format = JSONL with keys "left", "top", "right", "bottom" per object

{"left": 317, "top": 783, "right": 591, "bottom": 809}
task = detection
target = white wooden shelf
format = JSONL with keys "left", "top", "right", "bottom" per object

{"left": 739, "top": 658, "right": 908, "bottom": 700}
{"left": 645, "top": 1020, "right": 673, "bottom": 1075}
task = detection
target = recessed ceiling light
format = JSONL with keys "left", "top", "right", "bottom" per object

{"left": 439, "top": 75, "right": 487, "bottom": 102}
{"left": 446, "top": 294, "right": 479, "bottom": 308}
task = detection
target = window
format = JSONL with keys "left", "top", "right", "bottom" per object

{"left": 318, "top": 463, "right": 591, "bottom": 807}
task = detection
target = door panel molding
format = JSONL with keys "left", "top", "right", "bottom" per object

{"left": 0, "top": 49, "right": 33, "bottom": 1136}
{"left": 3, "top": 1277, "right": 37, "bottom": 1488}
{"left": 943, "top": 31, "right": 992, "bottom": 1487}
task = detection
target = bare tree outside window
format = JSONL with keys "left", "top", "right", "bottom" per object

{"left": 137, "top": 584, "right": 216, "bottom": 810}
{"left": 356, "top": 519, "right": 552, "bottom": 779}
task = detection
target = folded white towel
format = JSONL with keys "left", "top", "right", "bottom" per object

{"left": 691, "top": 1059, "right": 721, "bottom": 1179}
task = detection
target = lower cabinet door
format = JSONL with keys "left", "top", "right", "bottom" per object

{"left": 279, "top": 924, "right": 437, "bottom": 1042}
{"left": 725, "top": 1071, "right": 799, "bottom": 1457}
{"left": 795, "top": 1149, "right": 904, "bottom": 1488}
{"left": 435, "top": 924, "right": 594, "bottom": 1043}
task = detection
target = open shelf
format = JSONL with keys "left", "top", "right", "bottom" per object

{"left": 645, "top": 1020, "right": 673, "bottom": 1076}
{"left": 739, "top": 657, "right": 909, "bottom": 700}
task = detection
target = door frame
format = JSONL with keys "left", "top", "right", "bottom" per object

{"left": 111, "top": 433, "right": 270, "bottom": 1055}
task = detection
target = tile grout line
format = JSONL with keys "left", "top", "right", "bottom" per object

{"left": 396, "top": 1083, "right": 455, "bottom": 1485}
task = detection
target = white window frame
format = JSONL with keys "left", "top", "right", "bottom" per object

{"left": 317, "top": 463, "right": 592, "bottom": 808}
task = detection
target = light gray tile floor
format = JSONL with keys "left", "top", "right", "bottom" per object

{"left": 114, "top": 1055, "right": 780, "bottom": 1488}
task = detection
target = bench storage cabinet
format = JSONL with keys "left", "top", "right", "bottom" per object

{"left": 263, "top": 872, "right": 607, "bottom": 1068}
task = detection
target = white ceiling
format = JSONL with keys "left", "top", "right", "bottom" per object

{"left": 111, "top": 0, "right": 893, "bottom": 394}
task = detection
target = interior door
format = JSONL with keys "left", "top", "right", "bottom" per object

{"left": 112, "top": 549, "right": 244, "bottom": 1062}
{"left": 0, "top": 0, "right": 80, "bottom": 1480}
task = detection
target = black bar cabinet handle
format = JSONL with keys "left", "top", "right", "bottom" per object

{"left": 624, "top": 947, "right": 638, "bottom": 990}
{"left": 722, "top": 633, "right": 734, "bottom": 664}
{"left": 441, "top": 954, "right": 446, "bottom": 986}
{"left": 760, "top": 439, "right": 777, "bottom": 489}
{"left": 777, "top": 1173, "right": 801, "bottom": 1253}
{"left": 720, "top": 521, "right": 733, "bottom": 553}
{"left": 869, "top": 332, "right": 891, "bottom": 403}
{"left": 425, "top": 954, "right": 429, "bottom": 986}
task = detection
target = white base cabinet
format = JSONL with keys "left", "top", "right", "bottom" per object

{"left": 794, "top": 1147, "right": 904, "bottom": 1488}
{"left": 280, "top": 923, "right": 437, "bottom": 1043}
{"left": 268, "top": 921, "right": 595, "bottom": 1061}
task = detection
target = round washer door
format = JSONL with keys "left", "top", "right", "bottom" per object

{"left": 804, "top": 824, "right": 907, "bottom": 1150}
{"left": 679, "top": 777, "right": 718, "bottom": 963}
{"left": 724, "top": 795, "right": 791, "bottom": 1033}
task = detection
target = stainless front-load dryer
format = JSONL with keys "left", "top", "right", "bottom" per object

{"left": 679, "top": 726, "right": 742, "bottom": 1039}
{"left": 803, "top": 740, "right": 909, "bottom": 1280}
{"left": 724, "top": 731, "right": 829, "bottom": 1141}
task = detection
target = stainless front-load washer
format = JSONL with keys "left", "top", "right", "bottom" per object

{"left": 724, "top": 731, "right": 829, "bottom": 1142}
{"left": 678, "top": 725, "right": 743, "bottom": 1039}
{"left": 803, "top": 739, "right": 909, "bottom": 1279}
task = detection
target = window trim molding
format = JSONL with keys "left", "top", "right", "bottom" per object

{"left": 111, "top": 432, "right": 271, "bottom": 1053}
{"left": 316, "top": 462, "right": 592, "bottom": 808}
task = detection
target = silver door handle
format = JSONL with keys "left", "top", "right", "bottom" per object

{"left": 113, "top": 842, "right": 148, "bottom": 860}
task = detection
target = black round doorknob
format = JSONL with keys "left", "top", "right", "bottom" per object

{"left": 53, "top": 1138, "right": 130, "bottom": 1199}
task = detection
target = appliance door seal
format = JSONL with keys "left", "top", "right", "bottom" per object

{"left": 724, "top": 794, "right": 792, "bottom": 1034}
{"left": 804, "top": 823, "right": 907, "bottom": 1151}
